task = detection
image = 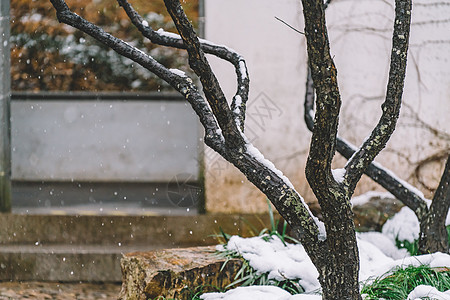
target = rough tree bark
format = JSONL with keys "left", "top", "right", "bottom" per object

{"left": 418, "top": 155, "right": 450, "bottom": 253}
{"left": 303, "top": 4, "right": 449, "bottom": 254}
{"left": 49, "top": 0, "right": 412, "bottom": 298}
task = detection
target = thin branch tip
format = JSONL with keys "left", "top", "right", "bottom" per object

{"left": 274, "top": 16, "right": 305, "bottom": 35}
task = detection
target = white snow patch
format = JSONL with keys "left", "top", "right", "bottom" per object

{"left": 382, "top": 206, "right": 420, "bottom": 243}
{"left": 331, "top": 168, "right": 346, "bottom": 183}
{"left": 169, "top": 68, "right": 186, "bottom": 77}
{"left": 238, "top": 61, "right": 247, "bottom": 79}
{"left": 290, "top": 294, "right": 322, "bottom": 300}
{"left": 351, "top": 191, "right": 395, "bottom": 207}
{"left": 142, "top": 20, "right": 149, "bottom": 27}
{"left": 201, "top": 286, "right": 322, "bottom": 300}
{"left": 221, "top": 235, "right": 320, "bottom": 292}
{"left": 200, "top": 285, "right": 291, "bottom": 300}
{"left": 209, "top": 231, "right": 450, "bottom": 299}
{"left": 381, "top": 201, "right": 450, "bottom": 244}
{"left": 308, "top": 109, "right": 315, "bottom": 121}
{"left": 233, "top": 95, "right": 242, "bottom": 114}
{"left": 357, "top": 237, "right": 398, "bottom": 281}
{"left": 156, "top": 28, "right": 182, "bottom": 40}
{"left": 407, "top": 285, "right": 450, "bottom": 300}
{"left": 357, "top": 231, "right": 409, "bottom": 260}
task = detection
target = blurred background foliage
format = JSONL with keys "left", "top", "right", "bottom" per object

{"left": 10, "top": 0, "right": 199, "bottom": 92}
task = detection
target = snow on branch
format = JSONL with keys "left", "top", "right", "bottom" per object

{"left": 163, "top": 0, "right": 245, "bottom": 149}
{"left": 50, "top": 0, "right": 327, "bottom": 255}
{"left": 117, "top": 0, "right": 249, "bottom": 132}
{"left": 49, "top": 0, "right": 225, "bottom": 153}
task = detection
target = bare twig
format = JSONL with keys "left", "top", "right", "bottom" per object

{"left": 274, "top": 17, "right": 304, "bottom": 35}
{"left": 117, "top": 0, "right": 249, "bottom": 132}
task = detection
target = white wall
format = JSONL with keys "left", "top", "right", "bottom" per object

{"left": 11, "top": 97, "right": 200, "bottom": 182}
{"left": 204, "top": 0, "right": 450, "bottom": 213}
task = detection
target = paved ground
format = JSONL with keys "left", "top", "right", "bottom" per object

{"left": 0, "top": 282, "right": 121, "bottom": 300}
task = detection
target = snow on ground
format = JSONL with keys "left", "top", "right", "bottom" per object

{"left": 217, "top": 235, "right": 319, "bottom": 291}
{"left": 201, "top": 204, "right": 450, "bottom": 300}
{"left": 382, "top": 204, "right": 450, "bottom": 243}
{"left": 407, "top": 285, "right": 450, "bottom": 300}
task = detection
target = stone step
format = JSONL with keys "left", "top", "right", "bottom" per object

{"left": 1, "top": 213, "right": 272, "bottom": 247}
{"left": 0, "top": 213, "right": 275, "bottom": 282}
{"left": 0, "top": 244, "right": 157, "bottom": 282}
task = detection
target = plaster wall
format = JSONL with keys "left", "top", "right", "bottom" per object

{"left": 203, "top": 0, "right": 450, "bottom": 213}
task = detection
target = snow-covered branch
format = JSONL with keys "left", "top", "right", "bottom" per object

{"left": 49, "top": 0, "right": 225, "bottom": 155}
{"left": 50, "top": 0, "right": 324, "bottom": 250}
{"left": 117, "top": 0, "right": 249, "bottom": 132}
{"left": 163, "top": 0, "right": 245, "bottom": 149}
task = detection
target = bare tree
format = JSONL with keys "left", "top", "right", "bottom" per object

{"left": 303, "top": 9, "right": 450, "bottom": 256}
{"left": 49, "top": 0, "right": 413, "bottom": 298}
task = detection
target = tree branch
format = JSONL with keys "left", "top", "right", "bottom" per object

{"left": 418, "top": 154, "right": 450, "bottom": 253}
{"left": 163, "top": 0, "right": 245, "bottom": 150}
{"left": 49, "top": 0, "right": 225, "bottom": 155}
{"left": 344, "top": 0, "right": 412, "bottom": 194}
{"left": 304, "top": 75, "right": 429, "bottom": 219}
{"left": 49, "top": 1, "right": 324, "bottom": 252}
{"left": 117, "top": 0, "right": 249, "bottom": 132}
{"left": 302, "top": 0, "right": 342, "bottom": 198}
{"left": 430, "top": 154, "right": 450, "bottom": 225}
{"left": 161, "top": 1, "right": 328, "bottom": 256}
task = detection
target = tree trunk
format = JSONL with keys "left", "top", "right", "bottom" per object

{"left": 319, "top": 222, "right": 361, "bottom": 299}
{"left": 418, "top": 155, "right": 450, "bottom": 254}
{"left": 313, "top": 190, "right": 362, "bottom": 300}
{"left": 320, "top": 255, "right": 361, "bottom": 300}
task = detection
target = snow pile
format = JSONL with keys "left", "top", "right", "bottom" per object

{"left": 357, "top": 231, "right": 409, "bottom": 260}
{"left": 204, "top": 233, "right": 450, "bottom": 300}
{"left": 382, "top": 206, "right": 421, "bottom": 242}
{"left": 218, "top": 235, "right": 319, "bottom": 292}
{"left": 407, "top": 285, "right": 450, "bottom": 300}
{"left": 202, "top": 202, "right": 450, "bottom": 299}
{"left": 382, "top": 205, "right": 450, "bottom": 243}
{"left": 201, "top": 286, "right": 291, "bottom": 300}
